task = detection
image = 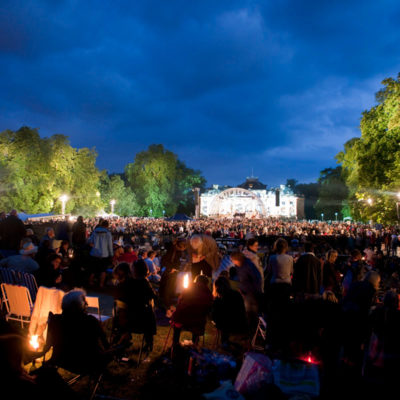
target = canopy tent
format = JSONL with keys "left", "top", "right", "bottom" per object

{"left": 18, "top": 212, "right": 55, "bottom": 222}
{"left": 165, "top": 213, "right": 193, "bottom": 221}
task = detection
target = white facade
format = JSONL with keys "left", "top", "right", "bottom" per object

{"left": 200, "top": 182, "right": 302, "bottom": 218}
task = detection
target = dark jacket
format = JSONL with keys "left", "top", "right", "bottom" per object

{"left": 293, "top": 253, "right": 322, "bottom": 295}
{"left": 212, "top": 289, "right": 247, "bottom": 333}
{"left": 0, "top": 215, "right": 26, "bottom": 251}
{"left": 116, "top": 277, "right": 157, "bottom": 335}
{"left": 237, "top": 258, "right": 263, "bottom": 298}
{"left": 172, "top": 282, "right": 213, "bottom": 335}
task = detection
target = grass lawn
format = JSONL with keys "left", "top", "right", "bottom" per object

{"left": 23, "top": 289, "right": 249, "bottom": 399}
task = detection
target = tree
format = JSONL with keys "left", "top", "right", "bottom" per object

{"left": 314, "top": 167, "right": 349, "bottom": 220}
{"left": 285, "top": 179, "right": 320, "bottom": 220}
{"left": 0, "top": 127, "right": 103, "bottom": 215}
{"left": 337, "top": 74, "right": 400, "bottom": 223}
{"left": 99, "top": 174, "right": 139, "bottom": 216}
{"left": 125, "top": 144, "right": 205, "bottom": 217}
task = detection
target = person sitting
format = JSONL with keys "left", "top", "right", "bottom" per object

{"left": 117, "top": 244, "right": 138, "bottom": 265}
{"left": 0, "top": 241, "right": 39, "bottom": 273}
{"left": 113, "top": 261, "right": 157, "bottom": 353}
{"left": 44, "top": 289, "right": 111, "bottom": 374}
{"left": 211, "top": 276, "right": 247, "bottom": 346}
{"left": 37, "top": 253, "right": 63, "bottom": 288}
{"left": 170, "top": 274, "right": 213, "bottom": 346}
{"left": 144, "top": 250, "right": 161, "bottom": 283}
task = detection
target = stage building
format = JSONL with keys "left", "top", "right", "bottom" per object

{"left": 199, "top": 176, "right": 304, "bottom": 218}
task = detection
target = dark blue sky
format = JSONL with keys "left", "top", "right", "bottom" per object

{"left": 1, "top": 1, "right": 400, "bottom": 187}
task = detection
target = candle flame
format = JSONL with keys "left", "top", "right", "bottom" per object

{"left": 30, "top": 334, "right": 39, "bottom": 351}
{"left": 183, "top": 273, "right": 189, "bottom": 289}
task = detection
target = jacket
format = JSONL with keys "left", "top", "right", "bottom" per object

{"left": 89, "top": 227, "right": 113, "bottom": 258}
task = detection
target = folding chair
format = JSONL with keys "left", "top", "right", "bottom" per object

{"left": 86, "top": 296, "right": 111, "bottom": 323}
{"left": 251, "top": 315, "right": 267, "bottom": 351}
{"left": 1, "top": 283, "right": 34, "bottom": 327}
{"left": 21, "top": 271, "right": 38, "bottom": 303}
{"left": 111, "top": 299, "right": 147, "bottom": 367}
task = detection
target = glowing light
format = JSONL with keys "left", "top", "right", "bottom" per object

{"left": 367, "top": 198, "right": 373, "bottom": 205}
{"left": 59, "top": 194, "right": 69, "bottom": 215}
{"left": 30, "top": 335, "right": 39, "bottom": 351}
{"left": 183, "top": 273, "right": 189, "bottom": 289}
{"left": 110, "top": 199, "right": 116, "bottom": 214}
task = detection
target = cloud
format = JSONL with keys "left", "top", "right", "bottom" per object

{"left": 0, "top": 0, "right": 400, "bottom": 187}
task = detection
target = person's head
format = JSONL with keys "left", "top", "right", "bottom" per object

{"left": 383, "top": 290, "right": 399, "bottom": 310}
{"left": 230, "top": 251, "right": 245, "bottom": 267}
{"left": 10, "top": 209, "right": 18, "bottom": 217}
{"left": 304, "top": 242, "right": 315, "bottom": 253}
{"left": 62, "top": 289, "right": 87, "bottom": 314}
{"left": 61, "top": 240, "right": 69, "bottom": 250}
{"left": 113, "top": 262, "right": 132, "bottom": 282}
{"left": 247, "top": 238, "right": 259, "bottom": 252}
{"left": 124, "top": 244, "right": 133, "bottom": 253}
{"left": 213, "top": 276, "right": 231, "bottom": 298}
{"left": 19, "top": 242, "right": 38, "bottom": 258}
{"left": 194, "top": 274, "right": 209, "bottom": 288}
{"left": 351, "top": 249, "right": 362, "bottom": 261}
{"left": 190, "top": 235, "right": 203, "bottom": 254}
{"left": 175, "top": 238, "right": 187, "bottom": 251}
{"left": 46, "top": 227, "right": 55, "bottom": 238}
{"left": 77, "top": 216, "right": 83, "bottom": 223}
{"left": 133, "top": 259, "right": 149, "bottom": 279}
{"left": 273, "top": 238, "right": 288, "bottom": 254}
{"left": 364, "top": 271, "right": 381, "bottom": 291}
{"left": 147, "top": 250, "right": 156, "bottom": 260}
{"left": 48, "top": 253, "right": 62, "bottom": 269}
{"left": 100, "top": 219, "right": 109, "bottom": 228}
{"left": 26, "top": 228, "right": 34, "bottom": 236}
{"left": 326, "top": 249, "right": 338, "bottom": 264}
{"left": 229, "top": 266, "right": 238, "bottom": 280}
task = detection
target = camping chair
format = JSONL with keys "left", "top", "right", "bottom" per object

{"left": 251, "top": 315, "right": 267, "bottom": 351}
{"left": 1, "top": 283, "right": 34, "bottom": 327}
{"left": 112, "top": 299, "right": 147, "bottom": 367}
{"left": 20, "top": 271, "right": 38, "bottom": 303}
{"left": 86, "top": 296, "right": 111, "bottom": 323}
{"left": 43, "top": 312, "right": 109, "bottom": 400}
{"left": 162, "top": 321, "right": 206, "bottom": 354}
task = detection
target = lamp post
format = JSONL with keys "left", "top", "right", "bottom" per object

{"left": 396, "top": 192, "right": 400, "bottom": 220}
{"left": 150, "top": 209, "right": 153, "bottom": 217}
{"left": 59, "top": 194, "right": 69, "bottom": 215}
{"left": 110, "top": 199, "right": 116, "bottom": 214}
{"left": 335, "top": 212, "right": 338, "bottom": 221}
{"left": 162, "top": 210, "right": 165, "bottom": 218}
{"left": 321, "top": 213, "right": 324, "bottom": 221}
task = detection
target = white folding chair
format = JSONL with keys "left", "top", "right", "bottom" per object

{"left": 86, "top": 296, "right": 110, "bottom": 323}
{"left": 1, "top": 283, "right": 34, "bottom": 327}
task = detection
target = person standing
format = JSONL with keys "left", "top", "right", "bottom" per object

{"left": 231, "top": 251, "right": 263, "bottom": 335}
{"left": 88, "top": 219, "right": 113, "bottom": 288}
{"left": 292, "top": 242, "right": 322, "bottom": 297}
{"left": 0, "top": 210, "right": 26, "bottom": 257}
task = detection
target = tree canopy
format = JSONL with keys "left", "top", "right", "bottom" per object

{"left": 314, "top": 167, "right": 349, "bottom": 221}
{"left": 125, "top": 144, "right": 205, "bottom": 217}
{"left": 337, "top": 74, "right": 400, "bottom": 223}
{"left": 0, "top": 127, "right": 102, "bottom": 214}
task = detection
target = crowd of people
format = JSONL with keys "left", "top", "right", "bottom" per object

{"left": 1, "top": 210, "right": 400, "bottom": 398}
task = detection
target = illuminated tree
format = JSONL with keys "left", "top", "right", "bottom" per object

{"left": 337, "top": 74, "right": 400, "bottom": 223}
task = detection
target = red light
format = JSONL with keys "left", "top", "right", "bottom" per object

{"left": 307, "top": 356, "right": 312, "bottom": 363}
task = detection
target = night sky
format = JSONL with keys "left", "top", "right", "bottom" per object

{"left": 1, "top": 1, "right": 400, "bottom": 187}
